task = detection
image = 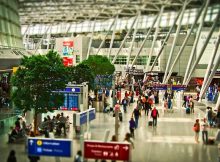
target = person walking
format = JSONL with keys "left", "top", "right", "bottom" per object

{"left": 201, "top": 118, "right": 209, "bottom": 144}
{"left": 74, "top": 150, "right": 82, "bottom": 162}
{"left": 129, "top": 117, "right": 136, "bottom": 138}
{"left": 122, "top": 96, "right": 128, "bottom": 113}
{"left": 193, "top": 119, "right": 200, "bottom": 143}
{"left": 132, "top": 107, "right": 140, "bottom": 128}
{"left": 7, "top": 150, "right": 17, "bottom": 162}
{"left": 124, "top": 133, "right": 134, "bottom": 149}
{"left": 151, "top": 107, "right": 159, "bottom": 127}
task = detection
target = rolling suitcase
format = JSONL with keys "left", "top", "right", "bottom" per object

{"left": 186, "top": 107, "right": 190, "bottom": 114}
{"left": 148, "top": 121, "right": 153, "bottom": 126}
{"left": 119, "top": 112, "right": 123, "bottom": 122}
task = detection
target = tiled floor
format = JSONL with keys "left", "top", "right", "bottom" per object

{"left": 1, "top": 91, "right": 219, "bottom": 162}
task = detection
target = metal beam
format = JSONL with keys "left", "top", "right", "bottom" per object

{"left": 96, "top": 17, "right": 117, "bottom": 55}
{"left": 146, "top": 6, "right": 164, "bottom": 71}
{"left": 199, "top": 35, "right": 220, "bottom": 100}
{"left": 184, "top": 11, "right": 220, "bottom": 86}
{"left": 164, "top": 2, "right": 205, "bottom": 84}
{"left": 86, "top": 21, "right": 96, "bottom": 59}
{"left": 126, "top": 11, "right": 141, "bottom": 69}
{"left": 162, "top": 0, "right": 187, "bottom": 83}
{"left": 198, "top": 48, "right": 220, "bottom": 102}
{"left": 131, "top": 13, "right": 159, "bottom": 67}
{"left": 183, "top": 0, "right": 210, "bottom": 84}
{"left": 112, "top": 14, "right": 139, "bottom": 64}
{"left": 149, "top": 7, "right": 182, "bottom": 72}
{"left": 34, "top": 24, "right": 52, "bottom": 54}
{"left": 108, "top": 15, "right": 118, "bottom": 58}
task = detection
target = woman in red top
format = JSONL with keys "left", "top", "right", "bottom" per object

{"left": 193, "top": 119, "right": 200, "bottom": 143}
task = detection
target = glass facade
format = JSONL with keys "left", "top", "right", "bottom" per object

{"left": 108, "top": 55, "right": 158, "bottom": 66}
{"left": 0, "top": 0, "right": 23, "bottom": 48}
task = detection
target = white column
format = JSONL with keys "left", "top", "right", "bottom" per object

{"left": 146, "top": 6, "right": 164, "bottom": 71}
{"left": 164, "top": 3, "right": 205, "bottom": 84}
{"left": 185, "top": 11, "right": 220, "bottom": 86}
{"left": 131, "top": 13, "right": 159, "bottom": 67}
{"left": 149, "top": 8, "right": 182, "bottom": 72}
{"left": 87, "top": 21, "right": 96, "bottom": 59}
{"left": 199, "top": 35, "right": 220, "bottom": 100}
{"left": 108, "top": 15, "right": 118, "bottom": 58}
{"left": 183, "top": 0, "right": 211, "bottom": 84}
{"left": 112, "top": 14, "right": 139, "bottom": 64}
{"left": 163, "top": 0, "right": 187, "bottom": 83}
{"left": 126, "top": 12, "right": 140, "bottom": 69}
{"left": 97, "top": 17, "right": 117, "bottom": 55}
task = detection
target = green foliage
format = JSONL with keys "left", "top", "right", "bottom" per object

{"left": 81, "top": 55, "right": 115, "bottom": 76}
{"left": 66, "top": 63, "right": 95, "bottom": 90}
{"left": 11, "top": 50, "right": 68, "bottom": 114}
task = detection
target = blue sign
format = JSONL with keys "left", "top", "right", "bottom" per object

{"left": 53, "top": 87, "right": 81, "bottom": 93}
{"left": 171, "top": 85, "right": 186, "bottom": 91}
{"left": 65, "top": 87, "right": 81, "bottom": 93}
{"left": 28, "top": 138, "right": 72, "bottom": 157}
{"left": 153, "top": 84, "right": 167, "bottom": 90}
{"left": 78, "top": 108, "right": 96, "bottom": 126}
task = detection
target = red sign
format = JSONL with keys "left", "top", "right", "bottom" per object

{"left": 84, "top": 141, "right": 130, "bottom": 161}
{"left": 63, "top": 41, "right": 74, "bottom": 47}
{"left": 63, "top": 57, "right": 73, "bottom": 66}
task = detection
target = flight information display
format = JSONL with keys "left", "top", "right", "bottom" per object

{"left": 60, "top": 93, "right": 79, "bottom": 111}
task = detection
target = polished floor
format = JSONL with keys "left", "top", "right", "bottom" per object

{"left": 1, "top": 91, "right": 219, "bottom": 162}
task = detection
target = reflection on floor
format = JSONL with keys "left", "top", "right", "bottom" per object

{"left": 0, "top": 92, "right": 219, "bottom": 162}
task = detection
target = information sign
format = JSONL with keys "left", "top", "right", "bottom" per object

{"left": 76, "top": 108, "right": 96, "bottom": 126}
{"left": 28, "top": 138, "right": 72, "bottom": 157}
{"left": 172, "top": 85, "right": 186, "bottom": 91}
{"left": 153, "top": 84, "right": 168, "bottom": 90}
{"left": 84, "top": 141, "right": 130, "bottom": 161}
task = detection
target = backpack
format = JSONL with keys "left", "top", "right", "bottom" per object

{"left": 152, "top": 109, "right": 157, "bottom": 117}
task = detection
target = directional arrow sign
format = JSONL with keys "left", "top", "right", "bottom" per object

{"left": 84, "top": 140, "right": 131, "bottom": 161}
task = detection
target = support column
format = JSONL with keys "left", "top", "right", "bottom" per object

{"left": 146, "top": 6, "right": 164, "bottom": 71}
{"left": 34, "top": 24, "right": 52, "bottom": 54}
{"left": 215, "top": 94, "right": 220, "bottom": 110}
{"left": 87, "top": 21, "right": 96, "bottom": 59}
{"left": 126, "top": 12, "right": 140, "bottom": 69}
{"left": 131, "top": 13, "right": 159, "bottom": 68}
{"left": 164, "top": 3, "right": 205, "bottom": 84}
{"left": 183, "top": 0, "right": 210, "bottom": 84}
{"left": 149, "top": 8, "right": 182, "bottom": 72}
{"left": 96, "top": 17, "right": 117, "bottom": 55}
{"left": 199, "top": 35, "right": 220, "bottom": 100}
{"left": 108, "top": 15, "right": 118, "bottom": 58}
{"left": 163, "top": 0, "right": 187, "bottom": 83}
{"left": 185, "top": 11, "right": 220, "bottom": 86}
{"left": 199, "top": 50, "right": 220, "bottom": 100}
{"left": 112, "top": 14, "right": 139, "bottom": 64}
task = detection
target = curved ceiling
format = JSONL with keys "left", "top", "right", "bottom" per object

{"left": 18, "top": 0, "right": 209, "bottom": 25}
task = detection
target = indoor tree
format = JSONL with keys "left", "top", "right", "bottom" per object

{"left": 11, "top": 50, "right": 68, "bottom": 135}
{"left": 66, "top": 63, "right": 95, "bottom": 90}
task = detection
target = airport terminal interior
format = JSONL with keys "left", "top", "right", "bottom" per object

{"left": 1, "top": 0, "right": 220, "bottom": 161}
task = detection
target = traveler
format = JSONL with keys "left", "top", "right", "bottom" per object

{"left": 201, "top": 118, "right": 208, "bottom": 144}
{"left": 7, "top": 150, "right": 17, "bottom": 162}
{"left": 132, "top": 107, "right": 140, "bottom": 128}
{"left": 74, "top": 150, "right": 82, "bottom": 162}
{"left": 124, "top": 133, "right": 134, "bottom": 149}
{"left": 129, "top": 117, "right": 136, "bottom": 138}
{"left": 151, "top": 107, "right": 159, "bottom": 127}
{"left": 193, "top": 119, "right": 200, "bottom": 143}
{"left": 122, "top": 97, "right": 128, "bottom": 113}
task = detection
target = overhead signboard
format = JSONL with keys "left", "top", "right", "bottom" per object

{"left": 28, "top": 138, "right": 72, "bottom": 157}
{"left": 153, "top": 84, "right": 168, "bottom": 90}
{"left": 84, "top": 141, "right": 131, "bottom": 161}
{"left": 172, "top": 85, "right": 186, "bottom": 91}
